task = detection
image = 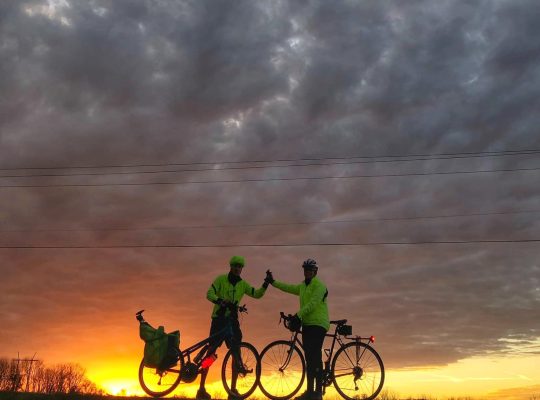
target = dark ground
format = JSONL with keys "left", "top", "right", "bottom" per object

{"left": 0, "top": 393, "right": 166, "bottom": 400}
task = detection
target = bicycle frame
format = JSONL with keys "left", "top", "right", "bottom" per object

{"left": 326, "top": 327, "right": 377, "bottom": 385}
{"left": 181, "top": 324, "right": 233, "bottom": 366}
{"left": 280, "top": 323, "right": 376, "bottom": 386}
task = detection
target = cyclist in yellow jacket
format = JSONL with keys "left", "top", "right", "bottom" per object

{"left": 266, "top": 259, "right": 329, "bottom": 400}
{"left": 197, "top": 255, "right": 269, "bottom": 400}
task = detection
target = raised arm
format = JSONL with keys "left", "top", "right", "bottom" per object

{"left": 272, "top": 280, "right": 301, "bottom": 296}
{"left": 243, "top": 281, "right": 267, "bottom": 299}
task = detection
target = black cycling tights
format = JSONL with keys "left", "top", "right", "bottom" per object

{"left": 302, "top": 325, "right": 327, "bottom": 393}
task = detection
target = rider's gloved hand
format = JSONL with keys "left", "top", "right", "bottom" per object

{"left": 289, "top": 314, "right": 302, "bottom": 332}
{"left": 263, "top": 269, "right": 275, "bottom": 288}
{"left": 227, "top": 300, "right": 238, "bottom": 311}
{"left": 216, "top": 298, "right": 231, "bottom": 308}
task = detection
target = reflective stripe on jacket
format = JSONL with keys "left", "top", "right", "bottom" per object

{"left": 273, "top": 276, "right": 329, "bottom": 331}
{"left": 207, "top": 274, "right": 266, "bottom": 318}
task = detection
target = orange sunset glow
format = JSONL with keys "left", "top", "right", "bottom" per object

{"left": 1, "top": 1, "right": 539, "bottom": 400}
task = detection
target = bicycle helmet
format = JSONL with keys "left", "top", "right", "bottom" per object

{"left": 229, "top": 255, "right": 245, "bottom": 267}
{"left": 302, "top": 258, "right": 318, "bottom": 270}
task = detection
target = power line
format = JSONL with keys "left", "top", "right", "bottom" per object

{"left": 1, "top": 148, "right": 538, "bottom": 172}
{"left": 0, "top": 165, "right": 539, "bottom": 188}
{"left": 0, "top": 238, "right": 538, "bottom": 249}
{"left": 1, "top": 149, "right": 539, "bottom": 179}
{"left": 2, "top": 209, "right": 538, "bottom": 233}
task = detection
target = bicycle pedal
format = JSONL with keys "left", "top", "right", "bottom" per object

{"left": 237, "top": 367, "right": 253, "bottom": 376}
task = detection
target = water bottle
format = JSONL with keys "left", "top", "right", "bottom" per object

{"left": 201, "top": 353, "right": 218, "bottom": 369}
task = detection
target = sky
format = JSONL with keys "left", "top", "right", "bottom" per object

{"left": 1, "top": 0, "right": 539, "bottom": 398}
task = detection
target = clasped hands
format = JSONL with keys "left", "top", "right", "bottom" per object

{"left": 263, "top": 269, "right": 275, "bottom": 288}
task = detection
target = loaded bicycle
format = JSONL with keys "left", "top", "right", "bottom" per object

{"left": 136, "top": 306, "right": 260, "bottom": 399}
{"left": 258, "top": 312, "right": 384, "bottom": 400}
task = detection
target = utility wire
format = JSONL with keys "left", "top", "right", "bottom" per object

{"left": 1, "top": 150, "right": 539, "bottom": 179}
{"left": 2, "top": 209, "right": 538, "bottom": 233}
{"left": 0, "top": 165, "right": 539, "bottom": 188}
{"left": 1, "top": 148, "right": 538, "bottom": 172}
{"left": 0, "top": 239, "right": 539, "bottom": 249}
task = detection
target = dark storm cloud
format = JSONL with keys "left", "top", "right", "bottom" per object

{"left": 1, "top": 0, "right": 539, "bottom": 370}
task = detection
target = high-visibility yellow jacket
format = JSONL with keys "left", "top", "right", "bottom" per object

{"left": 207, "top": 273, "right": 266, "bottom": 318}
{"left": 273, "top": 277, "right": 329, "bottom": 331}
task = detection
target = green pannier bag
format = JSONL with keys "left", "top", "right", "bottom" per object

{"left": 139, "top": 322, "right": 180, "bottom": 369}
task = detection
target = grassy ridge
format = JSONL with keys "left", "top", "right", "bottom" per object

{"left": 0, "top": 394, "right": 163, "bottom": 400}
{"left": 0, "top": 394, "right": 484, "bottom": 400}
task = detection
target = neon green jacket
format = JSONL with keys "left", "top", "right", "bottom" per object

{"left": 272, "top": 277, "right": 329, "bottom": 331}
{"left": 207, "top": 274, "right": 266, "bottom": 318}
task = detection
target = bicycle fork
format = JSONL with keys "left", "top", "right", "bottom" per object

{"left": 322, "top": 350, "right": 333, "bottom": 394}
{"left": 278, "top": 344, "right": 296, "bottom": 372}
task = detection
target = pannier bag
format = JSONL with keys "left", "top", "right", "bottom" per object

{"left": 139, "top": 321, "right": 180, "bottom": 369}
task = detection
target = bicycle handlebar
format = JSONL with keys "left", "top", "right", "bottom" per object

{"left": 217, "top": 300, "right": 248, "bottom": 313}
{"left": 135, "top": 310, "right": 145, "bottom": 322}
{"left": 135, "top": 304, "right": 248, "bottom": 325}
{"left": 279, "top": 311, "right": 297, "bottom": 331}
{"left": 279, "top": 311, "right": 292, "bottom": 320}
{"left": 238, "top": 304, "right": 248, "bottom": 313}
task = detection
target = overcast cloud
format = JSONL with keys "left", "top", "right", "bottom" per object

{"left": 1, "top": 0, "right": 539, "bottom": 372}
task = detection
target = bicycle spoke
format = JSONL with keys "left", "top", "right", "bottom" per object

{"left": 222, "top": 343, "right": 260, "bottom": 399}
{"left": 259, "top": 341, "right": 305, "bottom": 400}
{"left": 138, "top": 358, "right": 182, "bottom": 397}
{"left": 332, "top": 343, "right": 384, "bottom": 400}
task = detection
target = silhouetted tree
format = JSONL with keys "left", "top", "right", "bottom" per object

{"left": 0, "top": 357, "right": 103, "bottom": 395}
{"left": 0, "top": 358, "right": 11, "bottom": 391}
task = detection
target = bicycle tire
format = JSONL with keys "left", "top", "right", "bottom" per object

{"left": 138, "top": 356, "right": 183, "bottom": 398}
{"left": 221, "top": 342, "right": 261, "bottom": 399}
{"left": 331, "top": 342, "right": 384, "bottom": 400}
{"left": 258, "top": 340, "right": 306, "bottom": 400}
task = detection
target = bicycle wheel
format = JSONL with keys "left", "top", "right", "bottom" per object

{"left": 331, "top": 342, "right": 384, "bottom": 400}
{"left": 138, "top": 356, "right": 183, "bottom": 398}
{"left": 259, "top": 340, "right": 306, "bottom": 400}
{"left": 221, "top": 342, "right": 260, "bottom": 399}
